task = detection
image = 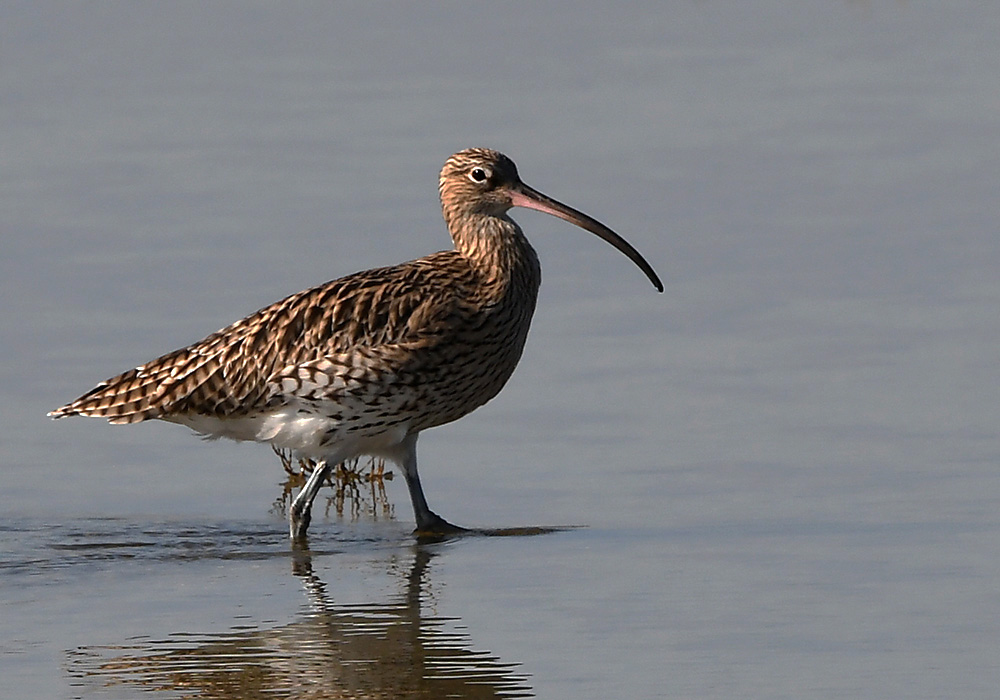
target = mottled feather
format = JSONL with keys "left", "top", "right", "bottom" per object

{"left": 50, "top": 245, "right": 538, "bottom": 437}
{"left": 49, "top": 147, "right": 659, "bottom": 536}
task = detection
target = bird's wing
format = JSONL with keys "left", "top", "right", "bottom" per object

{"left": 49, "top": 252, "right": 477, "bottom": 423}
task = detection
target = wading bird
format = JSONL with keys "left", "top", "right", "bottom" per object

{"left": 50, "top": 148, "right": 662, "bottom": 541}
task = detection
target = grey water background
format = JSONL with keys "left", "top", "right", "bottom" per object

{"left": 3, "top": 3, "right": 999, "bottom": 698}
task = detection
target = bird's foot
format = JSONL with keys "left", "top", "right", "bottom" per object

{"left": 413, "top": 512, "right": 468, "bottom": 540}
{"left": 289, "top": 501, "right": 312, "bottom": 543}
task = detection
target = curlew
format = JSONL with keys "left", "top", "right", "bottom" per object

{"left": 49, "top": 148, "right": 662, "bottom": 541}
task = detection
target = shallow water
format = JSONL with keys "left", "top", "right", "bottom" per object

{"left": 5, "top": 518, "right": 534, "bottom": 699}
{"left": 3, "top": 2, "right": 1000, "bottom": 698}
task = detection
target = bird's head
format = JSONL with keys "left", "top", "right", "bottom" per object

{"left": 439, "top": 147, "right": 663, "bottom": 292}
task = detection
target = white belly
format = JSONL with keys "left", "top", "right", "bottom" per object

{"left": 165, "top": 408, "right": 411, "bottom": 462}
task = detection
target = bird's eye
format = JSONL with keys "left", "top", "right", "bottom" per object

{"left": 469, "top": 166, "right": 490, "bottom": 183}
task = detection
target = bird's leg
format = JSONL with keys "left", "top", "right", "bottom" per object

{"left": 289, "top": 460, "right": 332, "bottom": 542}
{"left": 399, "top": 434, "right": 466, "bottom": 536}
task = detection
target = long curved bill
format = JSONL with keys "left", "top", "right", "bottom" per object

{"left": 509, "top": 183, "right": 663, "bottom": 293}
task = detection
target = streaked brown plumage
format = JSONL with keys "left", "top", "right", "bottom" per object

{"left": 49, "top": 148, "right": 662, "bottom": 541}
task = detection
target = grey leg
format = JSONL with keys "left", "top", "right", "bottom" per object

{"left": 398, "top": 433, "right": 465, "bottom": 535}
{"left": 289, "top": 460, "right": 332, "bottom": 542}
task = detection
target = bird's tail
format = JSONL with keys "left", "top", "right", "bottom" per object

{"left": 47, "top": 344, "right": 229, "bottom": 424}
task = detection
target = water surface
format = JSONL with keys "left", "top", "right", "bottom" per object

{"left": 3, "top": 3, "right": 1000, "bottom": 698}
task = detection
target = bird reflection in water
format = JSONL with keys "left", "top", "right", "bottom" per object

{"left": 66, "top": 545, "right": 534, "bottom": 699}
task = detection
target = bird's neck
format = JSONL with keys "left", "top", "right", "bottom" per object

{"left": 449, "top": 212, "right": 541, "bottom": 298}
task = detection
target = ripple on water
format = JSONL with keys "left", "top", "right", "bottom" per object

{"left": 0, "top": 517, "right": 385, "bottom": 583}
